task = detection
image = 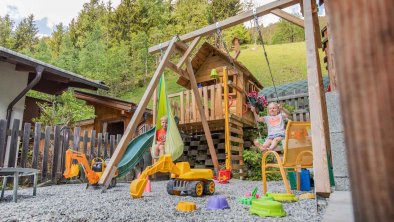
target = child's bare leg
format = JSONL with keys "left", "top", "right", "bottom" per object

{"left": 262, "top": 139, "right": 272, "bottom": 150}
{"left": 254, "top": 139, "right": 266, "bottom": 151}
{"left": 154, "top": 144, "right": 160, "bottom": 157}
{"left": 158, "top": 144, "right": 165, "bottom": 157}
{"left": 268, "top": 137, "right": 283, "bottom": 150}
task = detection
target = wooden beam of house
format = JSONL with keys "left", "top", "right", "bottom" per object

{"left": 270, "top": 9, "right": 304, "bottom": 28}
{"left": 98, "top": 36, "right": 178, "bottom": 189}
{"left": 149, "top": 0, "right": 299, "bottom": 54}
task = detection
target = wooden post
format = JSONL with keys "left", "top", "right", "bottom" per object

{"left": 32, "top": 122, "right": 41, "bottom": 169}
{"left": 327, "top": 0, "right": 394, "bottom": 221}
{"left": 323, "top": 2, "right": 337, "bottom": 91}
{"left": 21, "top": 122, "right": 31, "bottom": 168}
{"left": 303, "top": 0, "right": 331, "bottom": 196}
{"left": 0, "top": 119, "right": 6, "bottom": 167}
{"left": 186, "top": 58, "right": 219, "bottom": 172}
{"left": 41, "top": 126, "right": 51, "bottom": 181}
{"left": 52, "top": 125, "right": 61, "bottom": 181}
{"left": 223, "top": 67, "right": 231, "bottom": 170}
{"left": 7, "top": 119, "right": 20, "bottom": 168}
{"left": 99, "top": 36, "right": 178, "bottom": 188}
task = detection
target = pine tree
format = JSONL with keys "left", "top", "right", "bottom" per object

{"left": 0, "top": 15, "right": 15, "bottom": 48}
{"left": 14, "top": 14, "right": 39, "bottom": 52}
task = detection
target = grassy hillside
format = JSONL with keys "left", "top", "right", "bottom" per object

{"left": 120, "top": 41, "right": 326, "bottom": 104}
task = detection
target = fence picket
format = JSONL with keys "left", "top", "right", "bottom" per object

{"left": 90, "top": 130, "right": 96, "bottom": 160}
{"left": 8, "top": 119, "right": 20, "bottom": 168}
{"left": 0, "top": 119, "right": 6, "bottom": 167}
{"left": 110, "top": 135, "right": 115, "bottom": 157}
{"left": 41, "top": 126, "right": 51, "bottom": 181}
{"left": 20, "top": 123, "right": 31, "bottom": 168}
{"left": 73, "top": 127, "right": 81, "bottom": 151}
{"left": 52, "top": 125, "right": 61, "bottom": 181}
{"left": 97, "top": 133, "right": 102, "bottom": 158}
{"left": 32, "top": 122, "right": 41, "bottom": 169}
{"left": 103, "top": 133, "right": 108, "bottom": 158}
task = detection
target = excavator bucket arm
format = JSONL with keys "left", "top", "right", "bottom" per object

{"left": 130, "top": 155, "right": 180, "bottom": 198}
{"left": 63, "top": 149, "right": 100, "bottom": 185}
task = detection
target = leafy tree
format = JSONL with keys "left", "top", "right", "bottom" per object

{"left": 53, "top": 33, "right": 80, "bottom": 72}
{"left": 271, "top": 19, "right": 305, "bottom": 44}
{"left": 172, "top": 0, "right": 209, "bottom": 34}
{"left": 208, "top": 0, "right": 242, "bottom": 22}
{"left": 0, "top": 15, "right": 15, "bottom": 48}
{"left": 14, "top": 14, "right": 39, "bottom": 52}
{"left": 33, "top": 90, "right": 95, "bottom": 127}
{"left": 48, "top": 23, "right": 65, "bottom": 58}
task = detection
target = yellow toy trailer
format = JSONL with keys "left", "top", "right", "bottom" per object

{"left": 130, "top": 154, "right": 215, "bottom": 198}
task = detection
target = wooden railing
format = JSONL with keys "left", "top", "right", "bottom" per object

{"left": 168, "top": 84, "right": 224, "bottom": 124}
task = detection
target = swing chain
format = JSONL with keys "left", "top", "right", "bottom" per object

{"left": 215, "top": 21, "right": 239, "bottom": 75}
{"left": 252, "top": 8, "right": 279, "bottom": 101}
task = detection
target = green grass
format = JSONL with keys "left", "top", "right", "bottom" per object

{"left": 120, "top": 41, "right": 326, "bottom": 103}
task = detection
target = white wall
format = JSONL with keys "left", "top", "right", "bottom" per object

{"left": 0, "top": 61, "right": 29, "bottom": 167}
{"left": 0, "top": 61, "right": 28, "bottom": 122}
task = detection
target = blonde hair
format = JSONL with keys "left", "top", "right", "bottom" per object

{"left": 268, "top": 102, "right": 279, "bottom": 109}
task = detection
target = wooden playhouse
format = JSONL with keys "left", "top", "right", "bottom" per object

{"left": 166, "top": 42, "right": 263, "bottom": 178}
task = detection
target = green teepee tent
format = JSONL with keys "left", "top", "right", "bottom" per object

{"left": 151, "top": 75, "right": 184, "bottom": 160}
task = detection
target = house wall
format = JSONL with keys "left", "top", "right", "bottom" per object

{"left": 0, "top": 62, "right": 29, "bottom": 122}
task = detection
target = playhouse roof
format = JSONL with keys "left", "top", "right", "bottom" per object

{"left": 0, "top": 46, "right": 108, "bottom": 94}
{"left": 177, "top": 42, "right": 263, "bottom": 89}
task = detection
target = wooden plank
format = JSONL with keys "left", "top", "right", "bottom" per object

{"left": 7, "top": 119, "right": 20, "bottom": 168}
{"left": 0, "top": 119, "right": 7, "bottom": 167}
{"left": 230, "top": 127, "right": 243, "bottom": 135}
{"left": 103, "top": 133, "right": 109, "bottom": 158}
{"left": 191, "top": 91, "right": 196, "bottom": 121}
{"left": 303, "top": 0, "right": 330, "bottom": 196}
{"left": 51, "top": 125, "right": 61, "bottom": 181}
{"left": 186, "top": 59, "right": 219, "bottom": 172}
{"left": 90, "top": 130, "right": 96, "bottom": 160}
{"left": 215, "top": 84, "right": 223, "bottom": 118}
{"left": 177, "top": 36, "right": 201, "bottom": 68}
{"left": 41, "top": 126, "right": 51, "bottom": 181}
{"left": 32, "top": 122, "right": 41, "bottom": 169}
{"left": 82, "top": 131, "right": 88, "bottom": 156}
{"left": 185, "top": 91, "right": 190, "bottom": 123}
{"left": 209, "top": 85, "right": 215, "bottom": 120}
{"left": 230, "top": 136, "right": 244, "bottom": 144}
{"left": 60, "top": 127, "right": 70, "bottom": 176}
{"left": 180, "top": 92, "right": 184, "bottom": 123}
{"left": 203, "top": 86, "right": 209, "bottom": 120}
{"left": 270, "top": 9, "right": 304, "bottom": 27}
{"left": 20, "top": 122, "right": 31, "bottom": 168}
{"left": 327, "top": 0, "right": 394, "bottom": 220}
{"left": 97, "top": 133, "right": 102, "bottom": 158}
{"left": 73, "top": 127, "right": 81, "bottom": 151}
{"left": 99, "top": 36, "right": 178, "bottom": 188}
{"left": 110, "top": 135, "right": 115, "bottom": 157}
{"left": 149, "top": 0, "right": 299, "bottom": 53}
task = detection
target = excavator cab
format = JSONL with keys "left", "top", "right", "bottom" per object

{"left": 130, "top": 155, "right": 215, "bottom": 198}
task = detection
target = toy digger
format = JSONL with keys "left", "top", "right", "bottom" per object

{"left": 63, "top": 149, "right": 117, "bottom": 188}
{"left": 130, "top": 154, "right": 215, "bottom": 198}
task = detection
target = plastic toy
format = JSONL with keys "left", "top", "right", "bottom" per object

{"left": 217, "top": 169, "right": 231, "bottom": 184}
{"left": 176, "top": 202, "right": 197, "bottom": 212}
{"left": 206, "top": 195, "right": 230, "bottom": 210}
{"left": 250, "top": 199, "right": 286, "bottom": 217}
{"left": 63, "top": 149, "right": 117, "bottom": 188}
{"left": 300, "top": 169, "right": 311, "bottom": 191}
{"left": 239, "top": 187, "right": 267, "bottom": 205}
{"left": 130, "top": 155, "right": 215, "bottom": 198}
{"left": 265, "top": 192, "right": 298, "bottom": 202}
{"left": 299, "top": 193, "right": 315, "bottom": 200}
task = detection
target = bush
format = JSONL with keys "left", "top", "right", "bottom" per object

{"left": 243, "top": 148, "right": 281, "bottom": 181}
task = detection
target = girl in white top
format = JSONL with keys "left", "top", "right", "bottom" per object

{"left": 251, "top": 102, "right": 290, "bottom": 151}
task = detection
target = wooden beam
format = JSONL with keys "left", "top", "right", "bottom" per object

{"left": 177, "top": 36, "right": 201, "bottom": 69}
{"left": 166, "top": 61, "right": 189, "bottom": 80}
{"left": 303, "top": 0, "right": 331, "bottom": 196}
{"left": 149, "top": 0, "right": 299, "bottom": 54}
{"left": 270, "top": 9, "right": 304, "bottom": 28}
{"left": 186, "top": 58, "right": 220, "bottom": 172}
{"left": 227, "top": 80, "right": 245, "bottom": 94}
{"left": 98, "top": 36, "right": 178, "bottom": 189}
{"left": 327, "top": 0, "right": 394, "bottom": 221}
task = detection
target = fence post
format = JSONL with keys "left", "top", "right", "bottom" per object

{"left": 97, "top": 133, "right": 102, "bottom": 158}
{"left": 60, "top": 127, "right": 70, "bottom": 176}
{"left": 20, "top": 122, "right": 31, "bottom": 168}
{"left": 89, "top": 130, "right": 96, "bottom": 160}
{"left": 103, "top": 133, "right": 108, "bottom": 158}
{"left": 110, "top": 135, "right": 115, "bottom": 157}
{"left": 41, "top": 126, "right": 51, "bottom": 181}
{"left": 7, "top": 119, "right": 20, "bottom": 168}
{"left": 0, "top": 119, "right": 8, "bottom": 167}
{"left": 73, "top": 127, "right": 81, "bottom": 151}
{"left": 52, "top": 125, "right": 61, "bottom": 181}
{"left": 32, "top": 122, "right": 41, "bottom": 169}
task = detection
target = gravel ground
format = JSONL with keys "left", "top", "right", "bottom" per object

{"left": 0, "top": 180, "right": 324, "bottom": 222}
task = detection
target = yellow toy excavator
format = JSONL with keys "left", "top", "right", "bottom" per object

{"left": 63, "top": 149, "right": 117, "bottom": 188}
{"left": 130, "top": 154, "right": 215, "bottom": 198}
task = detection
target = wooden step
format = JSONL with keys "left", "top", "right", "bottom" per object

{"left": 230, "top": 136, "right": 244, "bottom": 144}
{"left": 229, "top": 127, "right": 243, "bottom": 135}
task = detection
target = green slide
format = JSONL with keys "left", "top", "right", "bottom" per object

{"left": 117, "top": 127, "right": 155, "bottom": 178}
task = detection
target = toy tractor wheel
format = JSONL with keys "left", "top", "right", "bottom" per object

{"left": 187, "top": 181, "right": 204, "bottom": 197}
{"left": 167, "top": 180, "right": 175, "bottom": 195}
{"left": 203, "top": 180, "right": 215, "bottom": 195}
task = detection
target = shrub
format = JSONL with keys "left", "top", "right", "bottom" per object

{"left": 243, "top": 148, "right": 281, "bottom": 181}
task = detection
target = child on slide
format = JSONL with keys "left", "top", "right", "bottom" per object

{"left": 153, "top": 116, "right": 168, "bottom": 158}
{"left": 251, "top": 102, "right": 290, "bottom": 151}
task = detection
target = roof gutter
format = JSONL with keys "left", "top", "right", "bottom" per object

{"left": 6, "top": 66, "right": 44, "bottom": 128}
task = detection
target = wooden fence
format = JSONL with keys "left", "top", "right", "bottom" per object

{"left": 265, "top": 89, "right": 310, "bottom": 121}
{"left": 0, "top": 118, "right": 149, "bottom": 183}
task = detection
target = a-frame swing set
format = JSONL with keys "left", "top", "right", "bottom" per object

{"left": 99, "top": 0, "right": 331, "bottom": 197}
